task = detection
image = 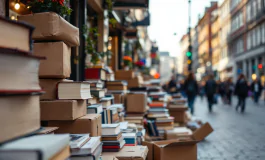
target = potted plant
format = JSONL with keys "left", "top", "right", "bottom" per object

{"left": 123, "top": 56, "right": 132, "bottom": 70}
{"left": 18, "top": 0, "right": 79, "bottom": 47}
{"left": 135, "top": 60, "right": 145, "bottom": 69}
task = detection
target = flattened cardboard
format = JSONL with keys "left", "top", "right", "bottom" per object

{"left": 115, "top": 70, "right": 135, "bottom": 80}
{"left": 126, "top": 93, "right": 147, "bottom": 113}
{"left": 102, "top": 146, "right": 148, "bottom": 160}
{"left": 40, "top": 100, "right": 86, "bottom": 120}
{"left": 47, "top": 114, "right": 102, "bottom": 136}
{"left": 18, "top": 12, "right": 79, "bottom": 47}
{"left": 40, "top": 79, "right": 64, "bottom": 100}
{"left": 0, "top": 95, "right": 40, "bottom": 143}
{"left": 142, "top": 141, "right": 153, "bottom": 160}
{"left": 34, "top": 42, "right": 71, "bottom": 78}
{"left": 192, "top": 122, "right": 214, "bottom": 141}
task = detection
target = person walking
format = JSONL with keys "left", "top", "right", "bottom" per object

{"left": 251, "top": 78, "right": 263, "bottom": 104}
{"left": 205, "top": 74, "right": 217, "bottom": 112}
{"left": 168, "top": 76, "right": 177, "bottom": 94}
{"left": 183, "top": 72, "right": 198, "bottom": 115}
{"left": 224, "top": 78, "right": 234, "bottom": 105}
{"left": 234, "top": 74, "right": 249, "bottom": 113}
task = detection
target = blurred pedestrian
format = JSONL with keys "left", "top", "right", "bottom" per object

{"left": 218, "top": 81, "right": 226, "bottom": 104}
{"left": 205, "top": 74, "right": 217, "bottom": 112}
{"left": 198, "top": 82, "right": 205, "bottom": 101}
{"left": 168, "top": 76, "right": 177, "bottom": 94}
{"left": 235, "top": 74, "right": 249, "bottom": 113}
{"left": 183, "top": 72, "right": 198, "bottom": 115}
{"left": 224, "top": 78, "right": 234, "bottom": 105}
{"left": 251, "top": 78, "right": 263, "bottom": 104}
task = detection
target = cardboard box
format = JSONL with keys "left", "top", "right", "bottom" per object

{"left": 143, "top": 123, "right": 214, "bottom": 160}
{"left": 142, "top": 141, "right": 154, "bottom": 160}
{"left": 47, "top": 114, "right": 102, "bottom": 136}
{"left": 169, "top": 110, "right": 187, "bottom": 123}
{"left": 40, "top": 100, "right": 86, "bottom": 120}
{"left": 115, "top": 70, "right": 135, "bottom": 80}
{"left": 40, "top": 79, "right": 63, "bottom": 100}
{"left": 113, "top": 93, "right": 123, "bottom": 104}
{"left": 34, "top": 42, "right": 71, "bottom": 78}
{"left": 165, "top": 127, "right": 193, "bottom": 140}
{"left": 102, "top": 146, "right": 148, "bottom": 160}
{"left": 18, "top": 12, "right": 79, "bottom": 47}
{"left": 0, "top": 95, "right": 40, "bottom": 143}
{"left": 127, "top": 76, "right": 143, "bottom": 88}
{"left": 126, "top": 92, "right": 147, "bottom": 113}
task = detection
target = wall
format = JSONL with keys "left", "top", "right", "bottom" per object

{"left": 0, "top": 0, "right": 5, "bottom": 17}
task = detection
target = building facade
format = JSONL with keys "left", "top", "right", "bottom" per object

{"left": 179, "top": 34, "right": 189, "bottom": 75}
{"left": 232, "top": 0, "right": 265, "bottom": 83}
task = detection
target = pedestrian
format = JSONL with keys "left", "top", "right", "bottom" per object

{"left": 205, "top": 74, "right": 217, "bottom": 112}
{"left": 198, "top": 82, "right": 205, "bottom": 101}
{"left": 251, "top": 78, "right": 263, "bottom": 104}
{"left": 224, "top": 78, "right": 234, "bottom": 105}
{"left": 218, "top": 81, "right": 226, "bottom": 104}
{"left": 183, "top": 72, "right": 198, "bottom": 115}
{"left": 234, "top": 74, "right": 249, "bottom": 113}
{"left": 167, "top": 76, "right": 177, "bottom": 94}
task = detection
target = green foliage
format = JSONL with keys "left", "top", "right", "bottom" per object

{"left": 26, "top": 0, "right": 72, "bottom": 17}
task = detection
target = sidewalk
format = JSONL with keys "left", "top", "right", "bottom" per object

{"left": 195, "top": 97, "right": 265, "bottom": 160}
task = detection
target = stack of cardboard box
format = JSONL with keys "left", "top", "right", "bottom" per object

{"left": 115, "top": 70, "right": 143, "bottom": 89}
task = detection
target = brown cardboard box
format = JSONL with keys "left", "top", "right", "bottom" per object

{"left": 0, "top": 95, "right": 40, "bottom": 143}
{"left": 115, "top": 70, "right": 135, "bottom": 80}
{"left": 143, "top": 123, "right": 214, "bottom": 160}
{"left": 34, "top": 42, "right": 71, "bottom": 78}
{"left": 113, "top": 93, "right": 123, "bottom": 104}
{"left": 47, "top": 114, "right": 102, "bottom": 136}
{"left": 40, "top": 79, "right": 63, "bottom": 100}
{"left": 142, "top": 141, "right": 154, "bottom": 160}
{"left": 192, "top": 122, "right": 214, "bottom": 141}
{"left": 169, "top": 110, "right": 187, "bottom": 123}
{"left": 18, "top": 12, "right": 79, "bottom": 47}
{"left": 126, "top": 92, "right": 147, "bottom": 113}
{"left": 165, "top": 127, "right": 193, "bottom": 140}
{"left": 40, "top": 100, "right": 86, "bottom": 120}
{"left": 127, "top": 76, "right": 143, "bottom": 88}
{"left": 102, "top": 146, "right": 148, "bottom": 160}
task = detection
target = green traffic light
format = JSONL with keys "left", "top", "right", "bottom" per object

{"left": 186, "top": 51, "right": 192, "bottom": 57}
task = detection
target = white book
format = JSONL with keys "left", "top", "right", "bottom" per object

{"left": 58, "top": 82, "right": 91, "bottom": 99}
{"left": 0, "top": 134, "right": 70, "bottom": 160}
{"left": 71, "top": 137, "right": 101, "bottom": 156}
{"left": 122, "top": 133, "right": 136, "bottom": 139}
{"left": 70, "top": 134, "right": 90, "bottom": 149}
{"left": 102, "top": 124, "right": 120, "bottom": 136}
{"left": 119, "top": 122, "right": 128, "bottom": 130}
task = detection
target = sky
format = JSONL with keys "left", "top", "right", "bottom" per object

{"left": 148, "top": 0, "right": 224, "bottom": 57}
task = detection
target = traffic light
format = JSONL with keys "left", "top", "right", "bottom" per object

{"left": 258, "top": 64, "right": 263, "bottom": 69}
{"left": 186, "top": 45, "right": 192, "bottom": 71}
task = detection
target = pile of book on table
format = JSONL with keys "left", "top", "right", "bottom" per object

{"left": 101, "top": 124, "right": 125, "bottom": 152}
{"left": 70, "top": 134, "right": 102, "bottom": 160}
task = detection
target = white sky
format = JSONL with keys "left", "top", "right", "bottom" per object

{"left": 148, "top": 0, "right": 224, "bottom": 57}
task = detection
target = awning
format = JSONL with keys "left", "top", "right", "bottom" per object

{"left": 125, "top": 28, "right": 137, "bottom": 39}
{"left": 113, "top": 0, "right": 149, "bottom": 9}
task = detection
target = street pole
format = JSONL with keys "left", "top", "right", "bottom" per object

{"left": 188, "top": 0, "right": 192, "bottom": 71}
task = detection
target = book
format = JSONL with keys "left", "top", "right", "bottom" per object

{"left": 102, "top": 124, "right": 120, "bottom": 136}
{"left": 122, "top": 133, "right": 136, "bottom": 139}
{"left": 0, "top": 93, "right": 42, "bottom": 143}
{"left": 107, "top": 85, "right": 127, "bottom": 91}
{"left": 71, "top": 137, "right": 101, "bottom": 156}
{"left": 87, "top": 104, "right": 103, "bottom": 114}
{"left": 109, "top": 104, "right": 124, "bottom": 112}
{"left": 148, "top": 103, "right": 167, "bottom": 108}
{"left": 0, "top": 48, "right": 44, "bottom": 91}
{"left": 71, "top": 143, "right": 103, "bottom": 160}
{"left": 57, "top": 82, "right": 91, "bottom": 99}
{"left": 0, "top": 16, "right": 34, "bottom": 52}
{"left": 102, "top": 140, "right": 125, "bottom": 152}
{"left": 0, "top": 135, "right": 70, "bottom": 160}
{"left": 36, "top": 127, "right": 59, "bottom": 135}
{"left": 101, "top": 132, "right": 122, "bottom": 141}
{"left": 106, "top": 80, "right": 128, "bottom": 86}
{"left": 90, "top": 89, "right": 105, "bottom": 98}
{"left": 86, "top": 80, "right": 104, "bottom": 89}
{"left": 102, "top": 136, "right": 124, "bottom": 146}
{"left": 70, "top": 134, "right": 90, "bottom": 149}
{"left": 85, "top": 68, "right": 106, "bottom": 80}
{"left": 87, "top": 96, "right": 98, "bottom": 105}
{"left": 100, "top": 97, "right": 113, "bottom": 108}
{"left": 129, "top": 87, "right": 147, "bottom": 92}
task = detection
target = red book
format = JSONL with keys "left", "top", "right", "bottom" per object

{"left": 149, "top": 103, "right": 166, "bottom": 108}
{"left": 103, "top": 146, "right": 120, "bottom": 149}
{"left": 85, "top": 68, "right": 107, "bottom": 80}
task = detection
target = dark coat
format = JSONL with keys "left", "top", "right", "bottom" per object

{"left": 235, "top": 79, "right": 249, "bottom": 97}
{"left": 183, "top": 79, "right": 198, "bottom": 97}
{"left": 251, "top": 81, "right": 263, "bottom": 95}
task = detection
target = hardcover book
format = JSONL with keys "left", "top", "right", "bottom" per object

{"left": 85, "top": 68, "right": 106, "bottom": 80}
{"left": 57, "top": 82, "right": 91, "bottom": 99}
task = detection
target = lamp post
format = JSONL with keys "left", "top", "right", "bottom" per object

{"left": 187, "top": 0, "right": 192, "bottom": 71}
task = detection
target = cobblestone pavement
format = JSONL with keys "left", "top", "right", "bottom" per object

{"left": 195, "top": 96, "right": 265, "bottom": 160}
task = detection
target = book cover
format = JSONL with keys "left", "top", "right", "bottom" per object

{"left": 85, "top": 68, "right": 106, "bottom": 80}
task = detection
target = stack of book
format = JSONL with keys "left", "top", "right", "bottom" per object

{"left": 109, "top": 104, "right": 125, "bottom": 122}
{"left": 124, "top": 114, "right": 145, "bottom": 126}
{"left": 70, "top": 134, "right": 102, "bottom": 160}
{"left": 101, "top": 124, "right": 125, "bottom": 152}
{"left": 0, "top": 16, "right": 71, "bottom": 159}
{"left": 168, "top": 100, "right": 189, "bottom": 124}
{"left": 122, "top": 133, "right": 136, "bottom": 146}
{"left": 106, "top": 80, "right": 128, "bottom": 92}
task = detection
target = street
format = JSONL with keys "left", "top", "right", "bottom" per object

{"left": 195, "top": 96, "right": 265, "bottom": 160}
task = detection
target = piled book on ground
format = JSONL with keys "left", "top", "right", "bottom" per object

{"left": 168, "top": 98, "right": 189, "bottom": 125}
{"left": 101, "top": 146, "right": 148, "bottom": 160}
{"left": 102, "top": 124, "right": 125, "bottom": 152}
{"left": 70, "top": 134, "right": 102, "bottom": 160}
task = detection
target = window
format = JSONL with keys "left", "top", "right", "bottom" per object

{"left": 252, "top": 30, "right": 256, "bottom": 47}
{"left": 247, "top": 32, "right": 251, "bottom": 50}
{"left": 262, "top": 23, "right": 265, "bottom": 43}
{"left": 257, "top": 26, "right": 261, "bottom": 45}
{"left": 253, "top": 0, "right": 257, "bottom": 18}
{"left": 258, "top": 0, "right": 262, "bottom": 11}
{"left": 247, "top": 3, "right": 252, "bottom": 22}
